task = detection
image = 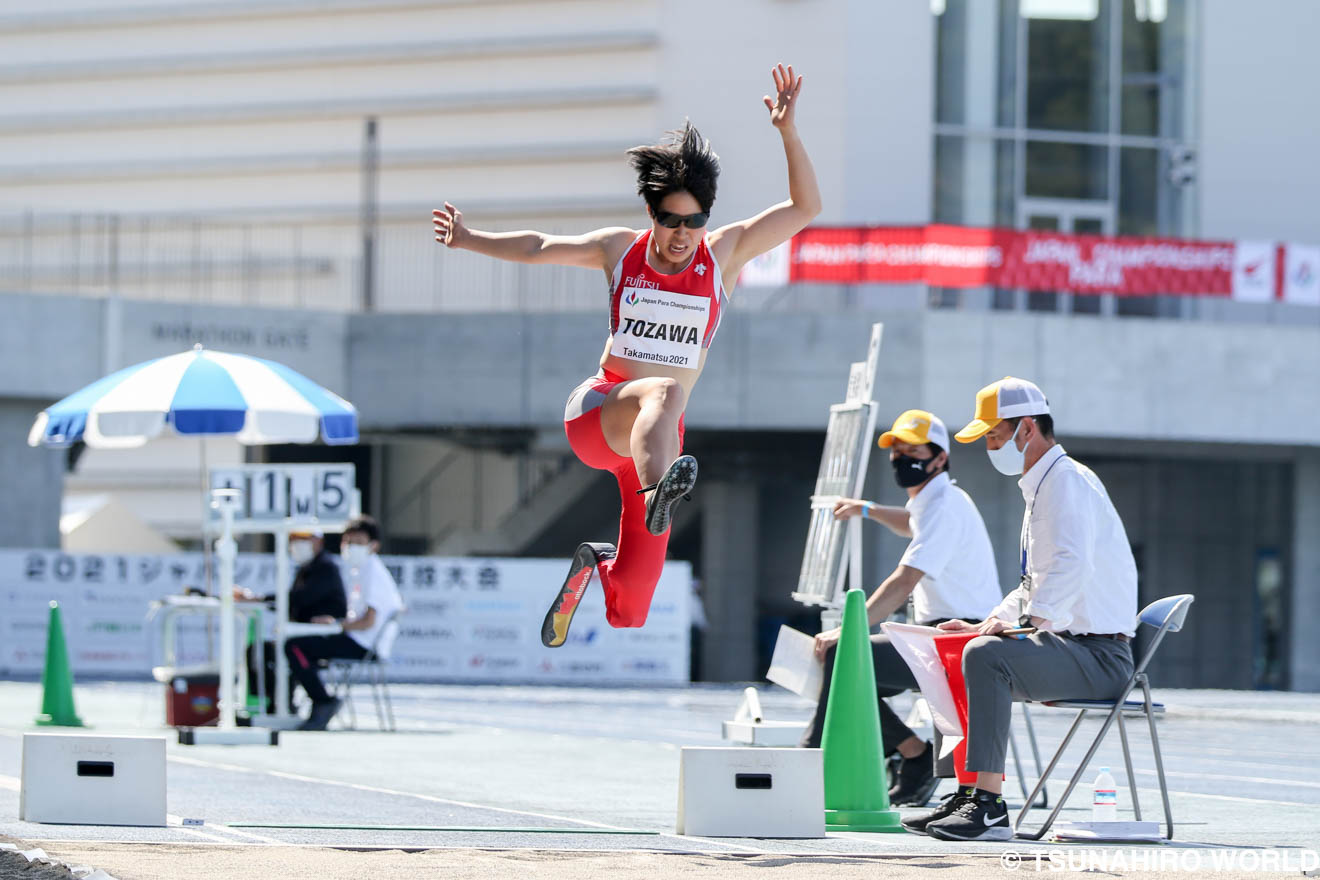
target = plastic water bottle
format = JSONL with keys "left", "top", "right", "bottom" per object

{"left": 1092, "top": 766, "right": 1118, "bottom": 822}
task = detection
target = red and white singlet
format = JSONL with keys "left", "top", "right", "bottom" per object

{"left": 606, "top": 231, "right": 728, "bottom": 370}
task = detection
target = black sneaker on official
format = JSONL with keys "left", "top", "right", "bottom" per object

{"left": 640, "top": 455, "right": 698, "bottom": 537}
{"left": 900, "top": 786, "right": 975, "bottom": 834}
{"left": 888, "top": 740, "right": 940, "bottom": 807}
{"left": 297, "top": 697, "right": 342, "bottom": 732}
{"left": 926, "top": 790, "right": 1013, "bottom": 841}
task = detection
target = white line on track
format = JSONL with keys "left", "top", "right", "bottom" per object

{"left": 166, "top": 753, "right": 769, "bottom": 854}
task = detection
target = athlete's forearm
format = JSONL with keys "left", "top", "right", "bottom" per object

{"left": 455, "top": 229, "right": 554, "bottom": 264}
{"left": 779, "top": 125, "right": 822, "bottom": 217}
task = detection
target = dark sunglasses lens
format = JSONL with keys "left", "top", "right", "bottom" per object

{"left": 686, "top": 213, "right": 709, "bottom": 228}
{"left": 658, "top": 213, "right": 682, "bottom": 228}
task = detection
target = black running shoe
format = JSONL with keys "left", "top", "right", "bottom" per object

{"left": 541, "top": 542, "right": 615, "bottom": 648}
{"left": 926, "top": 790, "right": 1013, "bottom": 841}
{"left": 889, "top": 741, "right": 940, "bottom": 807}
{"left": 640, "top": 455, "right": 698, "bottom": 536}
{"left": 900, "top": 786, "right": 975, "bottom": 834}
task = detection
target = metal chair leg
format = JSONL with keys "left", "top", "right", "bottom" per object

{"left": 1116, "top": 710, "right": 1142, "bottom": 821}
{"left": 1140, "top": 675, "right": 1173, "bottom": 839}
{"left": 370, "top": 663, "right": 387, "bottom": 730}
{"left": 1016, "top": 676, "right": 1141, "bottom": 841}
{"left": 1014, "top": 708, "right": 1088, "bottom": 838}
{"left": 1021, "top": 704, "right": 1048, "bottom": 809}
{"left": 381, "top": 666, "right": 396, "bottom": 732}
{"left": 1008, "top": 727, "right": 1032, "bottom": 804}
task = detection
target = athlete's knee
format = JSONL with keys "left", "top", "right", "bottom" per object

{"left": 606, "top": 603, "right": 650, "bottom": 628}
{"left": 642, "top": 377, "right": 685, "bottom": 415}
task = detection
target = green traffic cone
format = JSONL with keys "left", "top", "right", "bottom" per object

{"left": 821, "top": 589, "right": 902, "bottom": 832}
{"left": 35, "top": 600, "right": 85, "bottom": 727}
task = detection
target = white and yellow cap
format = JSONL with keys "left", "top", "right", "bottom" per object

{"left": 878, "top": 409, "right": 950, "bottom": 450}
{"left": 955, "top": 376, "right": 1049, "bottom": 443}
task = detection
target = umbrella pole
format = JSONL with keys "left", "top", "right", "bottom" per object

{"left": 201, "top": 437, "right": 214, "bottom": 595}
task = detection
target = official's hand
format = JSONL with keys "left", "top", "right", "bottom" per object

{"left": 936, "top": 619, "right": 977, "bottom": 633}
{"left": 763, "top": 63, "right": 803, "bottom": 131}
{"left": 832, "top": 498, "right": 865, "bottom": 520}
{"left": 813, "top": 627, "right": 841, "bottom": 660}
{"left": 977, "top": 618, "right": 1012, "bottom": 636}
{"left": 432, "top": 202, "right": 468, "bottom": 248}
{"left": 310, "top": 615, "right": 336, "bottom": 625}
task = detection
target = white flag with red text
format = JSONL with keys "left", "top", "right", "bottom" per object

{"left": 883, "top": 622, "right": 963, "bottom": 736}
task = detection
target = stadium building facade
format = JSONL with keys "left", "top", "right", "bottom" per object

{"left": 1, "top": 0, "right": 1317, "bottom": 687}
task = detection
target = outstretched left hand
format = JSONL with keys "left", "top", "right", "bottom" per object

{"left": 763, "top": 63, "right": 803, "bottom": 131}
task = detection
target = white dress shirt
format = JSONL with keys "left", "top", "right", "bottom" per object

{"left": 989, "top": 445, "right": 1138, "bottom": 636}
{"left": 898, "top": 472, "right": 1003, "bottom": 624}
{"left": 340, "top": 553, "right": 404, "bottom": 652}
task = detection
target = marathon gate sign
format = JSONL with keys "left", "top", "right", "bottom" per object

{"left": 0, "top": 550, "right": 690, "bottom": 684}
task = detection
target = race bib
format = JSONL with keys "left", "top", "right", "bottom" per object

{"left": 611, "top": 286, "right": 709, "bottom": 369}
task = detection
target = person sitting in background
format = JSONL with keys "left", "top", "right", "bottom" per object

{"left": 245, "top": 528, "right": 347, "bottom": 713}
{"left": 285, "top": 515, "right": 403, "bottom": 731}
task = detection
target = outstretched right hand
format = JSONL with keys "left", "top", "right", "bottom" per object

{"left": 433, "top": 202, "right": 467, "bottom": 248}
{"left": 832, "top": 498, "right": 866, "bottom": 521}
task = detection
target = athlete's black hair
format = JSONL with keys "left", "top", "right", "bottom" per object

{"left": 626, "top": 121, "right": 721, "bottom": 216}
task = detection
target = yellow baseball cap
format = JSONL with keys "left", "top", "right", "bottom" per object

{"left": 955, "top": 376, "right": 1050, "bottom": 443}
{"left": 878, "top": 409, "right": 950, "bottom": 450}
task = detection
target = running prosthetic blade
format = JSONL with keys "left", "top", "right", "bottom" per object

{"left": 541, "top": 542, "right": 616, "bottom": 648}
{"left": 639, "top": 454, "right": 698, "bottom": 537}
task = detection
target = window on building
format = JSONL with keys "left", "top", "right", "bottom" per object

{"left": 933, "top": 0, "right": 1195, "bottom": 317}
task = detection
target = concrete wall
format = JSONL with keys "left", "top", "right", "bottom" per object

{"left": 0, "top": 399, "right": 63, "bottom": 547}
{"left": 348, "top": 308, "right": 1320, "bottom": 448}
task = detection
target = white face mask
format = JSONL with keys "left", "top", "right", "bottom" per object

{"left": 342, "top": 543, "right": 370, "bottom": 566}
{"left": 987, "top": 422, "right": 1027, "bottom": 476}
{"left": 289, "top": 540, "right": 315, "bottom": 566}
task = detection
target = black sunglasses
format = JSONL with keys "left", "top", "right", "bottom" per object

{"left": 654, "top": 210, "right": 709, "bottom": 229}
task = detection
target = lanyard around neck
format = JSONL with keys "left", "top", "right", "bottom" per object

{"left": 1020, "top": 451, "right": 1068, "bottom": 577}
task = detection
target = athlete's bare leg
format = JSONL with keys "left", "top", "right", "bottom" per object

{"left": 598, "top": 376, "right": 685, "bottom": 498}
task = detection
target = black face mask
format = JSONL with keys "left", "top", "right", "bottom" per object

{"left": 892, "top": 454, "right": 934, "bottom": 489}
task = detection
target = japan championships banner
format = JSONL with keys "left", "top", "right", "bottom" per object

{"left": 785, "top": 225, "right": 1238, "bottom": 297}
{"left": 0, "top": 550, "right": 691, "bottom": 685}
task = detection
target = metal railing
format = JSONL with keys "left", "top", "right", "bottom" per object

{"left": 3, "top": 210, "right": 1311, "bottom": 324}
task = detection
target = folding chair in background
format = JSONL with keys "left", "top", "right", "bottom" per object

{"left": 329, "top": 607, "right": 403, "bottom": 731}
{"left": 1014, "top": 593, "right": 1195, "bottom": 841}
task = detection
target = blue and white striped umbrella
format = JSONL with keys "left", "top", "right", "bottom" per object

{"left": 28, "top": 346, "right": 358, "bottom": 449}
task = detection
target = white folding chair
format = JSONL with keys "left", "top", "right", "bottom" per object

{"left": 329, "top": 608, "right": 402, "bottom": 731}
{"left": 1014, "top": 594, "right": 1195, "bottom": 841}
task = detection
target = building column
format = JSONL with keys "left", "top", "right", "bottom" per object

{"left": 1291, "top": 451, "right": 1320, "bottom": 692}
{"left": 700, "top": 479, "right": 759, "bottom": 681}
{"left": 0, "top": 399, "right": 63, "bottom": 548}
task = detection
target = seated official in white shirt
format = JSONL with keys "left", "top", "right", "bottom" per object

{"left": 802, "top": 409, "right": 1002, "bottom": 808}
{"left": 285, "top": 515, "right": 403, "bottom": 731}
{"left": 905, "top": 377, "right": 1138, "bottom": 842}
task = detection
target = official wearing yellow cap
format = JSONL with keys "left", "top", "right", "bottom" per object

{"left": 906, "top": 376, "right": 1138, "bottom": 843}
{"left": 805, "top": 408, "right": 1001, "bottom": 809}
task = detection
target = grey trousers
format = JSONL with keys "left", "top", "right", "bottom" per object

{"left": 962, "top": 632, "right": 1134, "bottom": 774}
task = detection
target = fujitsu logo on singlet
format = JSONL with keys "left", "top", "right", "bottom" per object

{"left": 624, "top": 275, "right": 661, "bottom": 290}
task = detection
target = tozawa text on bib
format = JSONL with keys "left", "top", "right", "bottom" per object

{"left": 611, "top": 286, "right": 710, "bottom": 368}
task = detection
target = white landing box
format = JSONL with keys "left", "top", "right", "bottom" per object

{"left": 20, "top": 733, "right": 166, "bottom": 826}
{"left": 676, "top": 747, "right": 824, "bottom": 838}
